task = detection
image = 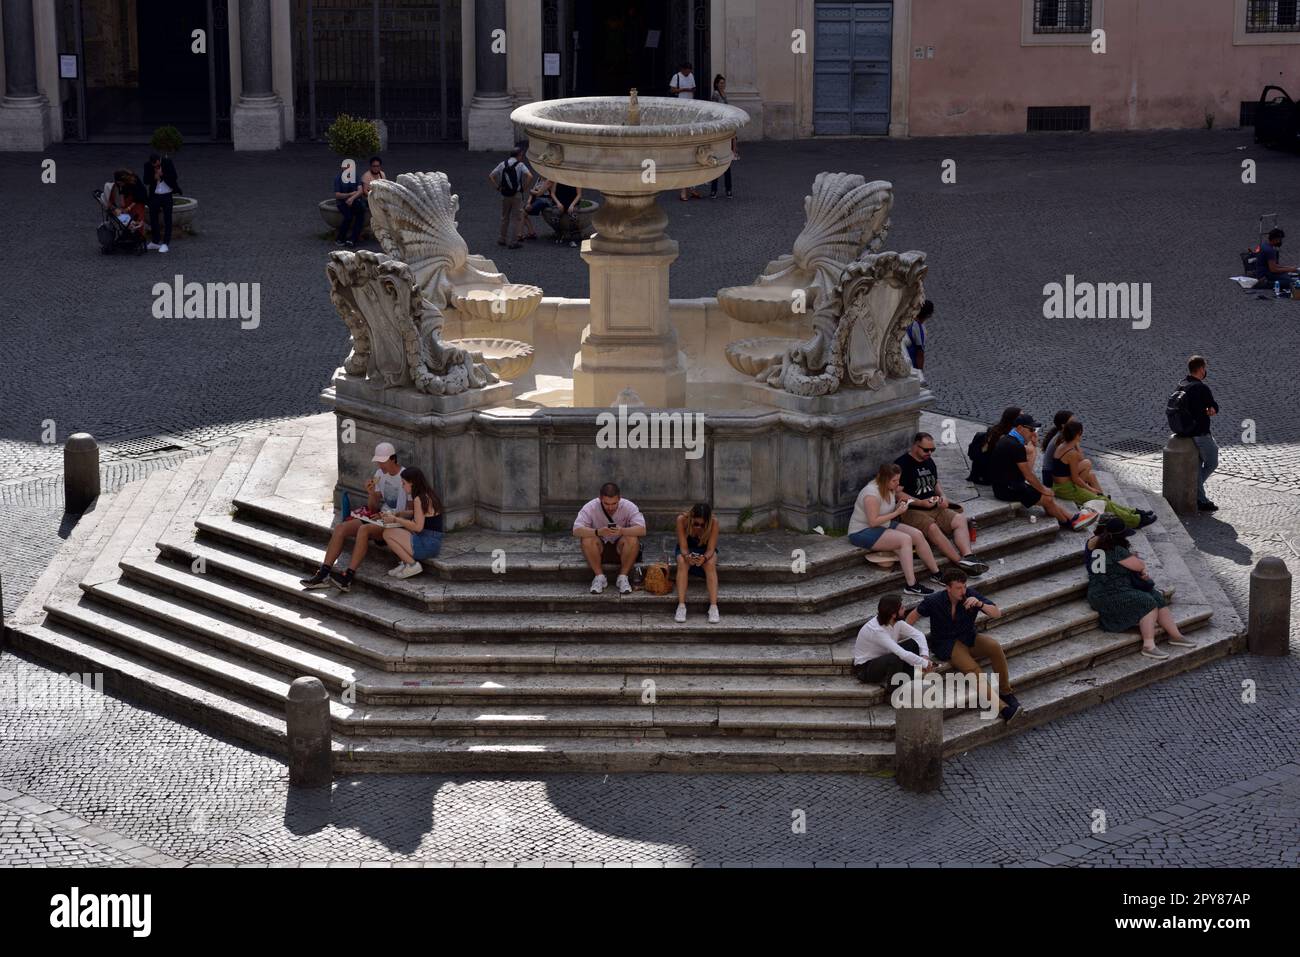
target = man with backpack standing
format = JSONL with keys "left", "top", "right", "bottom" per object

{"left": 1167, "top": 355, "right": 1220, "bottom": 512}
{"left": 488, "top": 143, "right": 532, "bottom": 249}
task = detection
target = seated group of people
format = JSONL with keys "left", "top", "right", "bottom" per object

{"left": 847, "top": 432, "right": 990, "bottom": 596}
{"left": 968, "top": 408, "right": 1156, "bottom": 532}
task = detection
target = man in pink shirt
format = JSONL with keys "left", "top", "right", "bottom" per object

{"left": 573, "top": 482, "right": 646, "bottom": 594}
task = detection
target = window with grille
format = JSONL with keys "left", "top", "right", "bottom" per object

{"left": 1027, "top": 106, "right": 1091, "bottom": 132}
{"left": 1247, "top": 0, "right": 1300, "bottom": 32}
{"left": 1033, "top": 0, "right": 1093, "bottom": 34}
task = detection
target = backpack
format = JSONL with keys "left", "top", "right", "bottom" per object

{"left": 966, "top": 430, "right": 990, "bottom": 484}
{"left": 1165, "top": 382, "right": 1197, "bottom": 437}
{"left": 498, "top": 159, "right": 521, "bottom": 198}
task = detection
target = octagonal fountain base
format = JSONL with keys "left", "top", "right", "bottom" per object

{"left": 325, "top": 367, "right": 929, "bottom": 533}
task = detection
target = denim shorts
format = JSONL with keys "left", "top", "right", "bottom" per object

{"left": 848, "top": 519, "right": 899, "bottom": 550}
{"left": 410, "top": 530, "right": 443, "bottom": 561}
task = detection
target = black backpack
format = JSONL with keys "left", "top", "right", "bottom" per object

{"left": 498, "top": 158, "right": 521, "bottom": 197}
{"left": 1166, "top": 381, "right": 1197, "bottom": 436}
{"left": 966, "top": 430, "right": 990, "bottom": 484}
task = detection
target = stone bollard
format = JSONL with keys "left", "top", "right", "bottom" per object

{"left": 1248, "top": 557, "right": 1292, "bottom": 656}
{"left": 286, "top": 677, "right": 332, "bottom": 787}
{"left": 1161, "top": 435, "right": 1200, "bottom": 516}
{"left": 64, "top": 433, "right": 101, "bottom": 514}
{"left": 893, "top": 676, "right": 943, "bottom": 792}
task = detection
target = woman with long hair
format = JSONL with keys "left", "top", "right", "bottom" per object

{"left": 674, "top": 502, "right": 721, "bottom": 623}
{"left": 968, "top": 406, "right": 1021, "bottom": 485}
{"left": 847, "top": 463, "right": 943, "bottom": 595}
{"left": 381, "top": 467, "right": 444, "bottom": 579}
{"left": 1039, "top": 410, "right": 1074, "bottom": 487}
{"left": 709, "top": 75, "right": 736, "bottom": 199}
{"left": 1052, "top": 421, "right": 1155, "bottom": 528}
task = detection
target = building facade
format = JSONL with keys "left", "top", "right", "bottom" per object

{"left": 2, "top": 0, "right": 1299, "bottom": 150}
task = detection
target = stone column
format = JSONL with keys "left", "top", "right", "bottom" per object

{"left": 1161, "top": 435, "right": 1199, "bottom": 515}
{"left": 723, "top": 0, "right": 764, "bottom": 140}
{"left": 0, "top": 0, "right": 52, "bottom": 151}
{"left": 231, "top": 0, "right": 286, "bottom": 150}
{"left": 467, "top": 0, "right": 515, "bottom": 151}
{"left": 1248, "top": 557, "right": 1291, "bottom": 656}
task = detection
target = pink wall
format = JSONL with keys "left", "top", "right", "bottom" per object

{"left": 907, "top": 1, "right": 1300, "bottom": 136}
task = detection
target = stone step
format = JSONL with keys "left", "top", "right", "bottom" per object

{"left": 133, "top": 528, "right": 1089, "bottom": 647}
{"left": 233, "top": 489, "right": 1027, "bottom": 583}
{"left": 941, "top": 620, "right": 1238, "bottom": 755}
{"left": 180, "top": 509, "right": 1071, "bottom": 617}
{"left": 330, "top": 734, "right": 897, "bottom": 773}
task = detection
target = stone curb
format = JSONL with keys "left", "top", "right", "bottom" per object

{"left": 0, "top": 787, "right": 185, "bottom": 867}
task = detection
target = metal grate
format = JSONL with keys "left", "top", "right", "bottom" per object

{"left": 1247, "top": 0, "right": 1300, "bottom": 32}
{"left": 1105, "top": 438, "right": 1164, "bottom": 457}
{"left": 104, "top": 436, "right": 188, "bottom": 458}
{"left": 1027, "top": 106, "right": 1091, "bottom": 132}
{"left": 1033, "top": 0, "right": 1092, "bottom": 34}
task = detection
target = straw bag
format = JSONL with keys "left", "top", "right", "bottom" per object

{"left": 642, "top": 563, "right": 673, "bottom": 596}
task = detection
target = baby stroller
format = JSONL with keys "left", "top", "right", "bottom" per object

{"left": 94, "top": 187, "right": 147, "bottom": 255}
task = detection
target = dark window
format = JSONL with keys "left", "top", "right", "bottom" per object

{"left": 1241, "top": 101, "right": 1258, "bottom": 127}
{"left": 1248, "top": 0, "right": 1300, "bottom": 32}
{"left": 1027, "top": 106, "right": 1091, "bottom": 132}
{"left": 1033, "top": 0, "right": 1092, "bottom": 34}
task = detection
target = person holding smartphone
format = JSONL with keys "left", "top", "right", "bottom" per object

{"left": 573, "top": 482, "right": 646, "bottom": 595}
{"left": 847, "top": 463, "right": 944, "bottom": 596}
{"left": 894, "top": 432, "right": 988, "bottom": 575}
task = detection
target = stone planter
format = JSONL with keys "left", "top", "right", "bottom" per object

{"left": 318, "top": 198, "right": 373, "bottom": 239}
{"left": 171, "top": 196, "right": 199, "bottom": 235}
{"left": 540, "top": 198, "right": 600, "bottom": 239}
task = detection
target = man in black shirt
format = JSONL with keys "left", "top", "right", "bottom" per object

{"left": 1179, "top": 355, "right": 1220, "bottom": 512}
{"left": 906, "top": 569, "right": 1022, "bottom": 722}
{"left": 895, "top": 432, "right": 988, "bottom": 575}
{"left": 990, "top": 414, "right": 1081, "bottom": 529}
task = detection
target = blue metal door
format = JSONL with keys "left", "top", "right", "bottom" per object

{"left": 814, "top": 2, "right": 892, "bottom": 135}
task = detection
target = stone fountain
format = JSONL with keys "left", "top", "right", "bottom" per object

{"left": 512, "top": 94, "right": 748, "bottom": 407}
{"left": 322, "top": 93, "right": 933, "bottom": 532}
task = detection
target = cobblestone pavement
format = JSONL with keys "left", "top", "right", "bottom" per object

{"left": 3, "top": 131, "right": 1299, "bottom": 866}
{"left": 3, "top": 130, "right": 1300, "bottom": 485}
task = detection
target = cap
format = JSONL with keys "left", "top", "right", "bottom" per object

{"left": 372, "top": 442, "right": 396, "bottom": 463}
{"left": 1096, "top": 515, "right": 1134, "bottom": 537}
{"left": 1013, "top": 414, "right": 1040, "bottom": 428}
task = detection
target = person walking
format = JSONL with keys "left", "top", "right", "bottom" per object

{"left": 488, "top": 144, "right": 532, "bottom": 249}
{"left": 709, "top": 75, "right": 736, "bottom": 199}
{"left": 1166, "top": 355, "right": 1220, "bottom": 512}
{"left": 142, "top": 152, "right": 181, "bottom": 253}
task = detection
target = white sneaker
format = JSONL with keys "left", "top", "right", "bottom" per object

{"left": 394, "top": 562, "right": 423, "bottom": 579}
{"left": 387, "top": 562, "right": 406, "bottom": 577}
{"left": 674, "top": 604, "right": 687, "bottom": 623}
{"left": 590, "top": 574, "right": 607, "bottom": 594}
{"left": 616, "top": 574, "right": 632, "bottom": 595}
{"left": 158, "top": 243, "right": 169, "bottom": 253}
{"left": 146, "top": 242, "right": 160, "bottom": 250}
{"left": 708, "top": 605, "right": 720, "bottom": 624}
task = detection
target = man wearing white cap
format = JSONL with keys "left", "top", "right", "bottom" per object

{"left": 300, "top": 441, "right": 410, "bottom": 590}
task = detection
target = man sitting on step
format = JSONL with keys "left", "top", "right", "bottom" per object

{"left": 573, "top": 482, "right": 646, "bottom": 595}
{"left": 300, "top": 441, "right": 412, "bottom": 590}
{"left": 852, "top": 594, "right": 935, "bottom": 688}
{"left": 905, "top": 568, "right": 1022, "bottom": 723}
{"left": 895, "top": 431, "right": 989, "bottom": 577}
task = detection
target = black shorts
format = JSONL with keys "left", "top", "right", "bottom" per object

{"left": 994, "top": 480, "right": 1042, "bottom": 508}
{"left": 601, "top": 540, "right": 643, "bottom": 566}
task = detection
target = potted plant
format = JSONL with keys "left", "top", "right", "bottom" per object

{"left": 319, "top": 114, "right": 383, "bottom": 238}
{"left": 150, "top": 125, "right": 199, "bottom": 236}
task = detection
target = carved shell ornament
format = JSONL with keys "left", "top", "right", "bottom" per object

{"left": 760, "top": 251, "right": 928, "bottom": 396}
{"left": 366, "top": 172, "right": 505, "bottom": 309}
{"left": 758, "top": 173, "right": 894, "bottom": 303}
{"left": 326, "top": 250, "right": 498, "bottom": 396}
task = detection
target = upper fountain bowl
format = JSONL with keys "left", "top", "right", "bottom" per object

{"left": 512, "top": 96, "right": 750, "bottom": 194}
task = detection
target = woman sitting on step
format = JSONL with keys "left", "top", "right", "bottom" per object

{"left": 1084, "top": 515, "right": 1197, "bottom": 660}
{"left": 674, "top": 502, "right": 721, "bottom": 624}
{"left": 848, "top": 463, "right": 944, "bottom": 597}
{"left": 381, "top": 468, "right": 444, "bottom": 580}
{"left": 1052, "top": 420, "right": 1156, "bottom": 529}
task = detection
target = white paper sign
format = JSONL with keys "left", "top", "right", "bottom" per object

{"left": 645, "top": 30, "right": 661, "bottom": 49}
{"left": 544, "top": 52, "right": 560, "bottom": 76}
{"left": 60, "top": 55, "right": 78, "bottom": 79}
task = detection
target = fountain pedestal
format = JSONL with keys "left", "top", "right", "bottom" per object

{"left": 574, "top": 191, "right": 686, "bottom": 407}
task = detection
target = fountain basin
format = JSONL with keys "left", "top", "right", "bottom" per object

{"left": 512, "top": 96, "right": 750, "bottom": 193}
{"left": 448, "top": 337, "right": 535, "bottom": 381}
{"left": 718, "top": 284, "right": 819, "bottom": 324}
{"left": 449, "top": 283, "right": 543, "bottom": 323}
{"left": 725, "top": 336, "right": 803, "bottom": 378}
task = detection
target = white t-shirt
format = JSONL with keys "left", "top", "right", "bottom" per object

{"left": 154, "top": 179, "right": 172, "bottom": 195}
{"left": 670, "top": 72, "right": 696, "bottom": 98}
{"left": 853, "top": 616, "right": 930, "bottom": 667}
{"left": 373, "top": 468, "right": 408, "bottom": 512}
{"left": 847, "top": 482, "right": 897, "bottom": 535}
